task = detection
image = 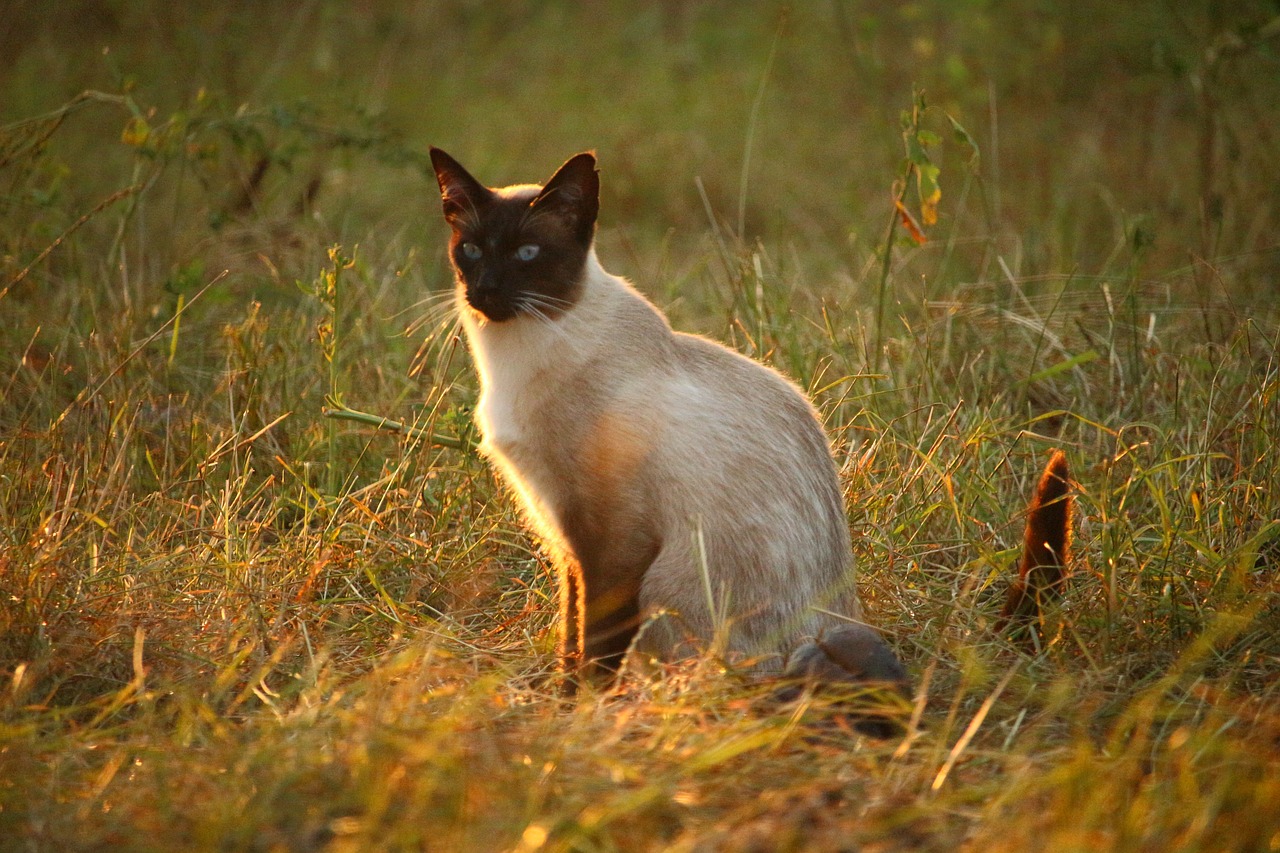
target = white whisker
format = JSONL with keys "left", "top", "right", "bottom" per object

{"left": 525, "top": 292, "right": 575, "bottom": 309}
{"left": 396, "top": 289, "right": 456, "bottom": 322}
{"left": 514, "top": 296, "right": 576, "bottom": 347}
{"left": 407, "top": 305, "right": 460, "bottom": 342}
{"left": 407, "top": 291, "right": 464, "bottom": 337}
{"left": 409, "top": 313, "right": 462, "bottom": 379}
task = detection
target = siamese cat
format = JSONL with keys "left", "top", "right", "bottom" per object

{"left": 429, "top": 147, "right": 906, "bottom": 691}
{"left": 428, "top": 148, "right": 1071, "bottom": 702}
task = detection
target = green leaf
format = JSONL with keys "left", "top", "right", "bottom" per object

{"left": 904, "top": 132, "right": 929, "bottom": 167}
{"left": 1016, "top": 349, "right": 1100, "bottom": 386}
{"left": 946, "top": 112, "right": 980, "bottom": 162}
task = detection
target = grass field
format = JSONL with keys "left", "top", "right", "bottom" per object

{"left": 3, "top": 2, "right": 1279, "bottom": 851}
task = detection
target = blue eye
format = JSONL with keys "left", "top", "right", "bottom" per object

{"left": 461, "top": 242, "right": 482, "bottom": 260}
{"left": 516, "top": 244, "right": 540, "bottom": 261}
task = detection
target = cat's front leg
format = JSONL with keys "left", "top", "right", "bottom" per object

{"left": 555, "top": 499, "right": 658, "bottom": 683}
{"left": 554, "top": 558, "right": 642, "bottom": 690}
{"left": 579, "top": 573, "right": 644, "bottom": 678}
{"left": 558, "top": 560, "right": 585, "bottom": 681}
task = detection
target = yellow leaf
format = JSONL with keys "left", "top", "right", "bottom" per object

{"left": 895, "top": 199, "right": 927, "bottom": 245}
{"left": 121, "top": 116, "right": 150, "bottom": 147}
{"left": 921, "top": 188, "right": 940, "bottom": 226}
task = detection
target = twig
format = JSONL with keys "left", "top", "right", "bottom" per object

{"left": 1, "top": 184, "right": 144, "bottom": 303}
{"left": 321, "top": 403, "right": 470, "bottom": 452}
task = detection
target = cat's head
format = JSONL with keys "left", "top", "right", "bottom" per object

{"left": 430, "top": 148, "right": 599, "bottom": 323}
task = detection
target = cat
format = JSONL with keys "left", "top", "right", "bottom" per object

{"left": 427, "top": 147, "right": 1072, "bottom": 705}
{"left": 428, "top": 146, "right": 908, "bottom": 692}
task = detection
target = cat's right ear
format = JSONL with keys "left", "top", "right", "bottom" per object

{"left": 532, "top": 152, "right": 599, "bottom": 244}
{"left": 430, "top": 147, "right": 489, "bottom": 228}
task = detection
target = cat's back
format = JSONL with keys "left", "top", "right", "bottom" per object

{"left": 664, "top": 329, "right": 834, "bottom": 461}
{"left": 641, "top": 327, "right": 848, "bottom": 554}
{"left": 632, "top": 323, "right": 855, "bottom": 660}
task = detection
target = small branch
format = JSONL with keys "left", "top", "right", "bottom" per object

{"left": 322, "top": 403, "right": 470, "bottom": 452}
{"left": 1, "top": 183, "right": 144, "bottom": 303}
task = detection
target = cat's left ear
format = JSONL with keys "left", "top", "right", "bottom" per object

{"left": 532, "top": 152, "right": 599, "bottom": 244}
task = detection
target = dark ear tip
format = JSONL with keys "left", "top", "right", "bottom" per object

{"left": 567, "top": 151, "right": 598, "bottom": 173}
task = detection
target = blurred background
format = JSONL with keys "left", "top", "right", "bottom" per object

{"left": 4, "top": 0, "right": 1278, "bottom": 297}
{"left": 1, "top": 0, "right": 1277, "bottom": 515}
{"left": 5, "top": 0, "right": 1279, "bottom": 533}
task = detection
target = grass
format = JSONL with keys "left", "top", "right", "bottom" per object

{"left": 2, "top": 2, "right": 1279, "bottom": 851}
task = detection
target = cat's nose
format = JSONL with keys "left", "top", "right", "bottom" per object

{"left": 466, "top": 280, "right": 515, "bottom": 322}
{"left": 475, "top": 268, "right": 502, "bottom": 295}
{"left": 467, "top": 285, "right": 498, "bottom": 311}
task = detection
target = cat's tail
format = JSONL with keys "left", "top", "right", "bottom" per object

{"left": 780, "top": 624, "right": 911, "bottom": 737}
{"left": 999, "top": 450, "right": 1073, "bottom": 645}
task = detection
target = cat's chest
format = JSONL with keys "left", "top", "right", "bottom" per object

{"left": 469, "top": 321, "right": 576, "bottom": 460}
{"left": 476, "top": 385, "right": 532, "bottom": 455}
{"left": 474, "top": 366, "right": 584, "bottom": 523}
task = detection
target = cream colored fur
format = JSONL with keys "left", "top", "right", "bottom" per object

{"left": 459, "top": 240, "right": 862, "bottom": 673}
